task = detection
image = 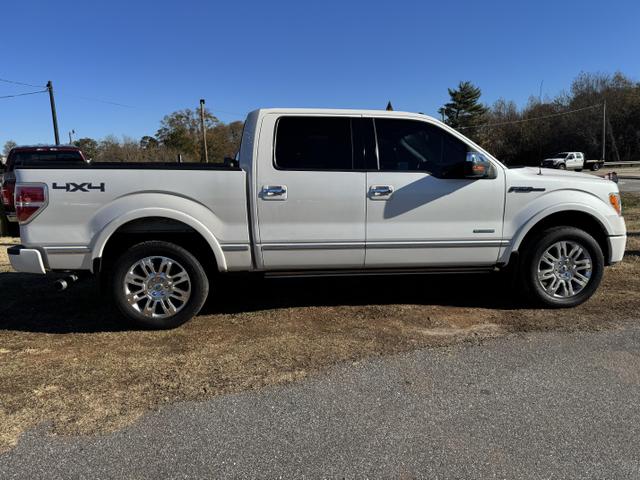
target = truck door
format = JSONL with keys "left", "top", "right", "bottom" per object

{"left": 364, "top": 117, "right": 506, "bottom": 268}
{"left": 255, "top": 114, "right": 367, "bottom": 270}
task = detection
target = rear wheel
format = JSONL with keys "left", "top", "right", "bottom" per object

{"left": 591, "top": 163, "right": 601, "bottom": 171}
{"left": 111, "top": 241, "right": 209, "bottom": 329}
{"left": 520, "top": 227, "right": 604, "bottom": 307}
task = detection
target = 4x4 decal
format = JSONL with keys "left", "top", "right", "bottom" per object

{"left": 52, "top": 182, "right": 105, "bottom": 192}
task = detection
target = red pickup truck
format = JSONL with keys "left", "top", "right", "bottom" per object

{"left": 1, "top": 145, "right": 88, "bottom": 224}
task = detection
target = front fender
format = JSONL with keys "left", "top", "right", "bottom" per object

{"left": 90, "top": 193, "right": 228, "bottom": 272}
{"left": 504, "top": 189, "right": 624, "bottom": 259}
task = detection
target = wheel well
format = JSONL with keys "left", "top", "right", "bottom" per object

{"left": 97, "top": 217, "right": 218, "bottom": 278}
{"left": 517, "top": 210, "right": 610, "bottom": 263}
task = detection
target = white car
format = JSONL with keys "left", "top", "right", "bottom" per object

{"left": 542, "top": 152, "right": 585, "bottom": 171}
{"left": 7, "top": 109, "right": 627, "bottom": 328}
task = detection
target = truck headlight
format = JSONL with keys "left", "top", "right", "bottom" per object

{"left": 609, "top": 192, "right": 622, "bottom": 215}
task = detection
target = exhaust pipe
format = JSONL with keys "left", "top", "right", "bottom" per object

{"left": 55, "top": 274, "right": 80, "bottom": 291}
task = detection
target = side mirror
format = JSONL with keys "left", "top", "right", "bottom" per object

{"left": 464, "top": 152, "right": 491, "bottom": 178}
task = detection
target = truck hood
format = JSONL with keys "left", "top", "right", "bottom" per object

{"left": 505, "top": 166, "right": 619, "bottom": 205}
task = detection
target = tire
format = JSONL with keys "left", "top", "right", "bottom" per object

{"left": 591, "top": 163, "right": 600, "bottom": 171}
{"left": 520, "top": 227, "right": 604, "bottom": 308}
{"left": 558, "top": 163, "right": 567, "bottom": 170}
{"left": 576, "top": 168, "right": 583, "bottom": 172}
{"left": 111, "top": 241, "right": 209, "bottom": 329}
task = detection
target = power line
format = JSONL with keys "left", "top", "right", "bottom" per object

{"left": 0, "top": 77, "right": 134, "bottom": 108}
{"left": 0, "top": 77, "right": 46, "bottom": 88}
{"left": 458, "top": 104, "right": 602, "bottom": 130}
{"left": 62, "top": 93, "right": 135, "bottom": 108}
{"left": 0, "top": 89, "right": 48, "bottom": 99}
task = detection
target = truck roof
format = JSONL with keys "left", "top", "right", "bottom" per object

{"left": 250, "top": 108, "right": 437, "bottom": 121}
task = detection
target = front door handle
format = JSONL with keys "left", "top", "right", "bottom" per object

{"left": 369, "top": 185, "right": 394, "bottom": 199}
{"left": 261, "top": 185, "right": 288, "bottom": 200}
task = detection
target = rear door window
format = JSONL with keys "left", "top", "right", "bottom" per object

{"left": 275, "top": 117, "right": 354, "bottom": 170}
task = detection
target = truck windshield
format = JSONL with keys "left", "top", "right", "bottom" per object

{"left": 552, "top": 152, "right": 568, "bottom": 158}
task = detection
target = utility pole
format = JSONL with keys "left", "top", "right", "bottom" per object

{"left": 199, "top": 98, "right": 209, "bottom": 163}
{"left": 68, "top": 129, "right": 75, "bottom": 144}
{"left": 46, "top": 81, "right": 60, "bottom": 145}
{"left": 601, "top": 100, "right": 606, "bottom": 162}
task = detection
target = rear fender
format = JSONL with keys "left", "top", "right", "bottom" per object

{"left": 90, "top": 195, "right": 227, "bottom": 272}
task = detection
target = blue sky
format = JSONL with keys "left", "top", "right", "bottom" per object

{"left": 1, "top": 0, "right": 638, "bottom": 147}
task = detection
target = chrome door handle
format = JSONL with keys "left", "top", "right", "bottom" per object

{"left": 261, "top": 185, "right": 287, "bottom": 200}
{"left": 369, "top": 185, "right": 394, "bottom": 198}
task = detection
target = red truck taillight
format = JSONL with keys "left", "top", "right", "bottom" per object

{"left": 15, "top": 184, "right": 48, "bottom": 224}
{"left": 1, "top": 181, "right": 15, "bottom": 209}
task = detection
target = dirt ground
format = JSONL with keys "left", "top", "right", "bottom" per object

{"left": 0, "top": 194, "right": 639, "bottom": 452}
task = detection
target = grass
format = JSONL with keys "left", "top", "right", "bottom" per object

{"left": 0, "top": 194, "right": 639, "bottom": 452}
{"left": 623, "top": 191, "right": 640, "bottom": 210}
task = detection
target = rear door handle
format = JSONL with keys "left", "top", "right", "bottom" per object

{"left": 261, "top": 185, "right": 288, "bottom": 200}
{"left": 369, "top": 185, "right": 394, "bottom": 199}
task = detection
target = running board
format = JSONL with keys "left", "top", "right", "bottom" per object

{"left": 265, "top": 266, "right": 497, "bottom": 279}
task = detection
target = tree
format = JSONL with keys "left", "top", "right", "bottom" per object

{"left": 438, "top": 81, "right": 488, "bottom": 136}
{"left": 3, "top": 140, "right": 17, "bottom": 157}
{"left": 479, "top": 71, "right": 640, "bottom": 165}
{"left": 139, "top": 135, "right": 159, "bottom": 149}
{"left": 156, "top": 108, "right": 219, "bottom": 162}
{"left": 73, "top": 137, "right": 99, "bottom": 160}
{"left": 207, "top": 121, "right": 245, "bottom": 162}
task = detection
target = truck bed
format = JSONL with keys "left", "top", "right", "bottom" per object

{"left": 14, "top": 163, "right": 251, "bottom": 272}
{"left": 16, "top": 161, "right": 241, "bottom": 170}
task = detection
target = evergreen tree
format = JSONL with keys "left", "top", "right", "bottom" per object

{"left": 438, "top": 81, "right": 488, "bottom": 132}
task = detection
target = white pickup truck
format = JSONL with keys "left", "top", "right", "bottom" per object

{"left": 541, "top": 152, "right": 585, "bottom": 171}
{"left": 8, "top": 109, "right": 627, "bottom": 328}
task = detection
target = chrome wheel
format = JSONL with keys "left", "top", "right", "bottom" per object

{"left": 537, "top": 241, "right": 592, "bottom": 298}
{"left": 123, "top": 256, "right": 191, "bottom": 319}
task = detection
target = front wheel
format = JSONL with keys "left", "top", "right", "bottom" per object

{"left": 558, "top": 163, "right": 567, "bottom": 170}
{"left": 520, "top": 227, "right": 604, "bottom": 308}
{"left": 111, "top": 241, "right": 209, "bottom": 329}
